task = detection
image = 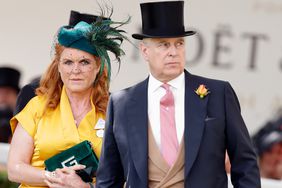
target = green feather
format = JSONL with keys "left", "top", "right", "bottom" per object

{"left": 85, "top": 16, "right": 131, "bottom": 81}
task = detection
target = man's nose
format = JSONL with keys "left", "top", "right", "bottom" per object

{"left": 168, "top": 45, "right": 177, "bottom": 56}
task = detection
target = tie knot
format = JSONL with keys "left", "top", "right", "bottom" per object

{"left": 161, "top": 83, "right": 170, "bottom": 91}
{"left": 160, "top": 83, "right": 174, "bottom": 107}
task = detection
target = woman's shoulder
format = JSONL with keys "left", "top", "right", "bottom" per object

{"left": 22, "top": 95, "right": 49, "bottom": 116}
{"left": 27, "top": 95, "right": 47, "bottom": 107}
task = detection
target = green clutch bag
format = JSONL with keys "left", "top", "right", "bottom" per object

{"left": 44, "top": 140, "right": 99, "bottom": 182}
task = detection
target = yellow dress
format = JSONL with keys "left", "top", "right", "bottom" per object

{"left": 10, "top": 86, "right": 105, "bottom": 188}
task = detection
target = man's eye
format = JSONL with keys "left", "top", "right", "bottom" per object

{"left": 176, "top": 41, "right": 184, "bottom": 47}
{"left": 159, "top": 43, "right": 169, "bottom": 48}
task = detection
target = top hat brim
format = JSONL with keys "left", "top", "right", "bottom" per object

{"left": 132, "top": 30, "right": 196, "bottom": 40}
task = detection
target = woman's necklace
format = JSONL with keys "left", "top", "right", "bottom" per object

{"left": 73, "top": 104, "right": 91, "bottom": 126}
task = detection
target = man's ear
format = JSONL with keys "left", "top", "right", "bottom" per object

{"left": 139, "top": 41, "right": 149, "bottom": 61}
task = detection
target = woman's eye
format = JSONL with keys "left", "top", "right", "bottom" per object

{"left": 63, "top": 60, "right": 73, "bottom": 65}
{"left": 81, "top": 60, "right": 90, "bottom": 65}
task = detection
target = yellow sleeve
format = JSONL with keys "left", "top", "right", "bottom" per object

{"left": 10, "top": 96, "right": 44, "bottom": 137}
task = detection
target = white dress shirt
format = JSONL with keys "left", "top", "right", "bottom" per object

{"left": 148, "top": 72, "right": 185, "bottom": 148}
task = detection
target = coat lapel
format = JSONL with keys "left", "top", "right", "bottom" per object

{"left": 127, "top": 78, "right": 149, "bottom": 185}
{"left": 184, "top": 70, "right": 209, "bottom": 177}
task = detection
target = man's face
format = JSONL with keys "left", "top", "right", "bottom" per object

{"left": 260, "top": 142, "right": 282, "bottom": 180}
{"left": 140, "top": 37, "right": 186, "bottom": 82}
{"left": 0, "top": 87, "right": 18, "bottom": 110}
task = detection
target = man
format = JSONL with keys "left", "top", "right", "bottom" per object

{"left": 0, "top": 67, "right": 20, "bottom": 143}
{"left": 253, "top": 117, "right": 282, "bottom": 180}
{"left": 96, "top": 1, "right": 261, "bottom": 187}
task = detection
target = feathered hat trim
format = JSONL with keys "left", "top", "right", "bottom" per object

{"left": 58, "top": 13, "right": 130, "bottom": 80}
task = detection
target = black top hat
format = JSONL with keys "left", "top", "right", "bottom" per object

{"left": 0, "top": 67, "right": 21, "bottom": 92}
{"left": 69, "top": 10, "right": 100, "bottom": 27}
{"left": 132, "top": 1, "right": 196, "bottom": 40}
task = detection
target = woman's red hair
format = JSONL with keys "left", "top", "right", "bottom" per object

{"left": 36, "top": 44, "right": 109, "bottom": 115}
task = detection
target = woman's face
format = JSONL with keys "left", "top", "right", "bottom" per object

{"left": 58, "top": 48, "right": 100, "bottom": 94}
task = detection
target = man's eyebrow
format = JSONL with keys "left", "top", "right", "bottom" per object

{"left": 155, "top": 39, "right": 168, "bottom": 44}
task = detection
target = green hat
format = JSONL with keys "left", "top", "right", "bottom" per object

{"left": 58, "top": 21, "right": 98, "bottom": 56}
{"left": 57, "top": 15, "right": 130, "bottom": 80}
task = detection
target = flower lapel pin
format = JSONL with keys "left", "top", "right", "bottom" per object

{"left": 195, "top": 84, "right": 210, "bottom": 99}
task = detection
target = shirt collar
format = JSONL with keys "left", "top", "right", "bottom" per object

{"left": 168, "top": 72, "right": 185, "bottom": 90}
{"left": 148, "top": 72, "right": 185, "bottom": 93}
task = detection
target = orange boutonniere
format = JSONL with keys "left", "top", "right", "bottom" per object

{"left": 195, "top": 84, "right": 210, "bottom": 98}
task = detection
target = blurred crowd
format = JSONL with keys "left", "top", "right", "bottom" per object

{"left": 0, "top": 67, "right": 21, "bottom": 143}
{"left": 252, "top": 113, "right": 282, "bottom": 180}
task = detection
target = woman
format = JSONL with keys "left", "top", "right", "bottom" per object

{"left": 7, "top": 11, "right": 129, "bottom": 188}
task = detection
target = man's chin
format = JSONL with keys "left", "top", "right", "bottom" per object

{"left": 166, "top": 69, "right": 183, "bottom": 77}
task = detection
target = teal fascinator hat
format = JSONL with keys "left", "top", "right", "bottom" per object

{"left": 57, "top": 14, "right": 130, "bottom": 79}
{"left": 58, "top": 22, "right": 98, "bottom": 56}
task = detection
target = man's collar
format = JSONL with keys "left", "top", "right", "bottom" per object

{"left": 148, "top": 72, "right": 185, "bottom": 92}
{"left": 168, "top": 72, "right": 185, "bottom": 90}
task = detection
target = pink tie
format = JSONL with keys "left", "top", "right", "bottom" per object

{"left": 160, "top": 83, "right": 179, "bottom": 166}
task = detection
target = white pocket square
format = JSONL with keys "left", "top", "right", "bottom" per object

{"left": 205, "top": 116, "right": 216, "bottom": 121}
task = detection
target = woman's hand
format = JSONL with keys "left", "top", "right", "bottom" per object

{"left": 44, "top": 165, "right": 91, "bottom": 188}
